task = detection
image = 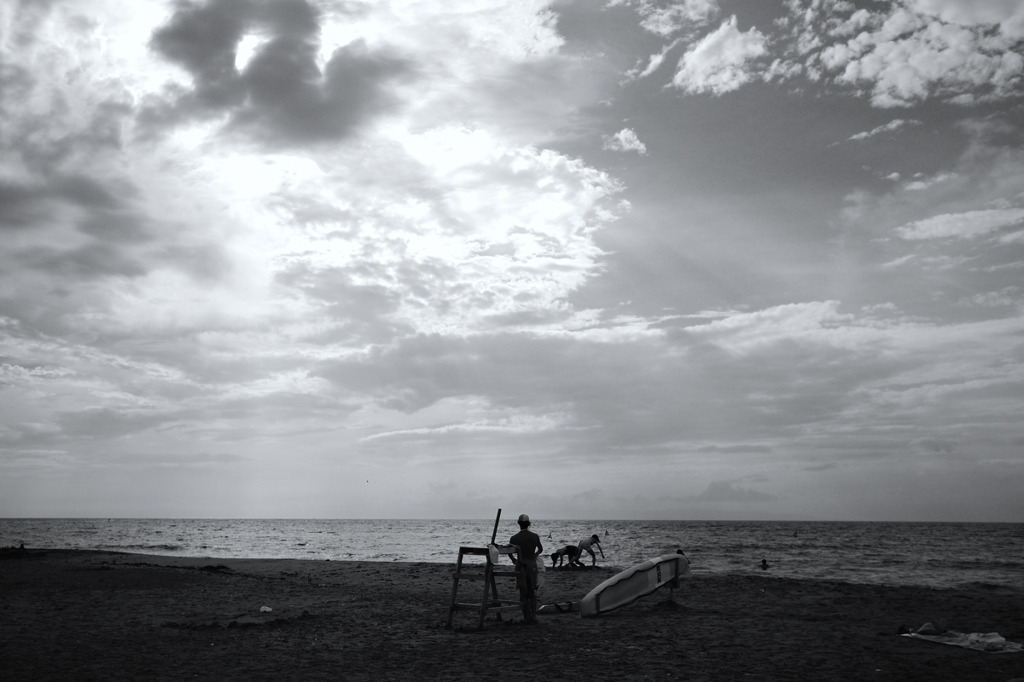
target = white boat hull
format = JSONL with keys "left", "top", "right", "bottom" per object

{"left": 580, "top": 553, "right": 690, "bottom": 617}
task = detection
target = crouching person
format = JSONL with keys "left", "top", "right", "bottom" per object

{"left": 549, "top": 545, "right": 579, "bottom": 568}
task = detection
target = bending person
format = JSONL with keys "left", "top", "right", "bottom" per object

{"left": 577, "top": 534, "right": 604, "bottom": 566}
{"left": 549, "top": 545, "right": 579, "bottom": 568}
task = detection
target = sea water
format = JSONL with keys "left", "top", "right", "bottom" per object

{"left": 1, "top": 518, "right": 1020, "bottom": 591}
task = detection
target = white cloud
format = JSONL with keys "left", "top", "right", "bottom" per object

{"left": 848, "top": 118, "right": 921, "bottom": 141}
{"left": 803, "top": 1, "right": 1024, "bottom": 107}
{"left": 632, "top": 0, "right": 719, "bottom": 37}
{"left": 904, "top": 171, "right": 957, "bottom": 191}
{"left": 897, "top": 208, "right": 1024, "bottom": 240}
{"left": 639, "top": 1, "right": 1024, "bottom": 107}
{"left": 4, "top": 1, "right": 1024, "bottom": 521}
{"left": 628, "top": 38, "right": 682, "bottom": 80}
{"left": 602, "top": 127, "right": 647, "bottom": 154}
{"left": 909, "top": 0, "right": 1024, "bottom": 39}
{"left": 963, "top": 287, "right": 1021, "bottom": 309}
{"left": 624, "top": 0, "right": 722, "bottom": 81}
{"left": 682, "top": 301, "right": 867, "bottom": 354}
{"left": 670, "top": 15, "right": 767, "bottom": 95}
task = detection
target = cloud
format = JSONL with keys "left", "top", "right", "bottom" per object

{"left": 1, "top": 0, "right": 620, "bottom": 339}
{"left": 144, "top": 0, "right": 411, "bottom": 144}
{"left": 602, "top": 127, "right": 647, "bottom": 154}
{"left": 963, "top": 287, "right": 1021, "bottom": 309}
{"left": 837, "top": 116, "right": 1024, "bottom": 322}
{"left": 848, "top": 118, "right": 921, "bottom": 141}
{"left": 896, "top": 208, "right": 1024, "bottom": 240}
{"left": 912, "top": 436, "right": 958, "bottom": 454}
{"left": 244, "top": 38, "right": 409, "bottom": 143}
{"left": 626, "top": 39, "right": 679, "bottom": 81}
{"left": 903, "top": 171, "right": 958, "bottom": 191}
{"left": 670, "top": 15, "right": 767, "bottom": 95}
{"left": 909, "top": 0, "right": 1024, "bottom": 40}
{"left": 624, "top": 1, "right": 1024, "bottom": 107}
{"left": 272, "top": 125, "right": 625, "bottom": 336}
{"left": 796, "top": 1, "right": 1024, "bottom": 107}
{"left": 692, "top": 480, "right": 778, "bottom": 502}
{"left": 694, "top": 443, "right": 773, "bottom": 454}
{"left": 3, "top": 1, "right": 1024, "bottom": 521}
{"left": 623, "top": 0, "right": 720, "bottom": 37}
{"left": 681, "top": 300, "right": 859, "bottom": 352}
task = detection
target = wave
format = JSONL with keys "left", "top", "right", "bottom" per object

{"left": 4, "top": 518, "right": 1021, "bottom": 591}
{"left": 954, "top": 581, "right": 1024, "bottom": 594}
{"left": 97, "top": 543, "right": 184, "bottom": 553}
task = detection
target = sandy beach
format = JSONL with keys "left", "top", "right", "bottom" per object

{"left": 2, "top": 549, "right": 1021, "bottom": 681}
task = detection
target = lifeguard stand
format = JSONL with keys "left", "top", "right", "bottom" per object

{"left": 445, "top": 509, "right": 522, "bottom": 629}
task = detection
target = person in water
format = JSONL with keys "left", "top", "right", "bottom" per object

{"left": 761, "top": 558, "right": 770, "bottom": 570}
{"left": 577, "top": 534, "right": 604, "bottom": 566}
{"left": 509, "top": 514, "right": 544, "bottom": 624}
{"left": 549, "top": 545, "right": 579, "bottom": 568}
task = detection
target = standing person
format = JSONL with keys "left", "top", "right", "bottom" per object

{"left": 578, "top": 533, "right": 604, "bottom": 566}
{"left": 510, "top": 513, "right": 543, "bottom": 624}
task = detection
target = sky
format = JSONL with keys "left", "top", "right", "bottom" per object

{"left": 2, "top": 0, "right": 1023, "bottom": 522}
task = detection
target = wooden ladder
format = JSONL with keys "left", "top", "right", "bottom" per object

{"left": 445, "top": 543, "right": 521, "bottom": 629}
{"left": 445, "top": 508, "right": 522, "bottom": 629}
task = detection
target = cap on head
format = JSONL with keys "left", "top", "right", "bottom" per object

{"left": 517, "top": 513, "right": 531, "bottom": 527}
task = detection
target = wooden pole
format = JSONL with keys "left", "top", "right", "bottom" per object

{"left": 486, "top": 509, "right": 503, "bottom": 623}
{"left": 490, "top": 508, "right": 501, "bottom": 544}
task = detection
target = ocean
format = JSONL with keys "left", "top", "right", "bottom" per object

{"left": 1, "top": 517, "right": 1020, "bottom": 592}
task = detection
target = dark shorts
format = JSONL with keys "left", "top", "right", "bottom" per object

{"left": 517, "top": 558, "right": 539, "bottom": 596}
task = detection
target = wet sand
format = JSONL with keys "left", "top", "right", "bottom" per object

{"left": 1, "top": 549, "right": 1021, "bottom": 681}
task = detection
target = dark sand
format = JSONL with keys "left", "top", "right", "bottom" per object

{"left": 2, "top": 549, "right": 1021, "bottom": 681}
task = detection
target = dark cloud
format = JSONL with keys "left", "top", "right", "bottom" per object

{"left": 56, "top": 407, "right": 169, "bottom": 439}
{"left": 275, "top": 262, "right": 408, "bottom": 344}
{"left": 26, "top": 242, "right": 147, "bottom": 280}
{"left": 0, "top": 182, "right": 46, "bottom": 229}
{"left": 77, "top": 211, "right": 152, "bottom": 244}
{"left": 157, "top": 243, "right": 232, "bottom": 282}
{"left": 695, "top": 444, "right": 773, "bottom": 454}
{"left": 692, "top": 480, "right": 778, "bottom": 502}
{"left": 99, "top": 450, "right": 250, "bottom": 468}
{"left": 2, "top": 173, "right": 151, "bottom": 251}
{"left": 243, "top": 38, "right": 408, "bottom": 143}
{"left": 54, "top": 175, "right": 125, "bottom": 210}
{"left": 914, "top": 437, "right": 959, "bottom": 454}
{"left": 149, "top": 0, "right": 250, "bottom": 108}
{"left": 146, "top": 0, "right": 410, "bottom": 145}
{"left": 0, "top": 1, "right": 59, "bottom": 55}
{"left": 2, "top": 75, "right": 132, "bottom": 179}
